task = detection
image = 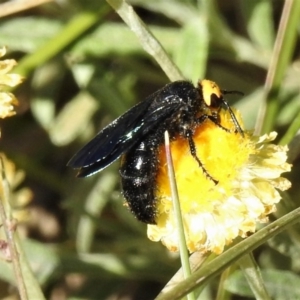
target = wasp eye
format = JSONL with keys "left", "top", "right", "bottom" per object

{"left": 210, "top": 93, "right": 222, "bottom": 108}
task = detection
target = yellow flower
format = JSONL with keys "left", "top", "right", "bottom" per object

{"left": 147, "top": 109, "right": 291, "bottom": 254}
{"left": 0, "top": 47, "right": 23, "bottom": 119}
{"left": 0, "top": 48, "right": 29, "bottom": 222}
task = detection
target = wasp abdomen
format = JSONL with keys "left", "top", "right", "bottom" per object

{"left": 120, "top": 135, "right": 161, "bottom": 224}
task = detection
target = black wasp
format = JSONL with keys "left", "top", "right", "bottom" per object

{"left": 68, "top": 80, "right": 243, "bottom": 224}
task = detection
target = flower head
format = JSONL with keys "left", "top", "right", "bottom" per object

{"left": 0, "top": 48, "right": 29, "bottom": 222}
{"left": 147, "top": 109, "right": 291, "bottom": 254}
{"left": 0, "top": 47, "right": 23, "bottom": 119}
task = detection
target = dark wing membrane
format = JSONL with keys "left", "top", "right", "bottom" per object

{"left": 68, "top": 81, "right": 191, "bottom": 177}
{"left": 68, "top": 98, "right": 152, "bottom": 169}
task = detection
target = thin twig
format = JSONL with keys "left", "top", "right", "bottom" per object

{"left": 255, "top": 0, "right": 300, "bottom": 134}
{"left": 163, "top": 131, "right": 195, "bottom": 300}
{"left": 106, "top": 0, "right": 184, "bottom": 81}
{"left": 0, "top": 0, "right": 53, "bottom": 18}
{"left": 0, "top": 158, "right": 28, "bottom": 300}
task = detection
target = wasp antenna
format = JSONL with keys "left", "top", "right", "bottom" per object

{"left": 222, "top": 90, "right": 244, "bottom": 96}
{"left": 222, "top": 100, "right": 244, "bottom": 136}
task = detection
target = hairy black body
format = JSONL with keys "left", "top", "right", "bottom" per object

{"left": 68, "top": 80, "right": 243, "bottom": 224}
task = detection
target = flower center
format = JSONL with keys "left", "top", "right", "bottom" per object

{"left": 155, "top": 109, "right": 252, "bottom": 214}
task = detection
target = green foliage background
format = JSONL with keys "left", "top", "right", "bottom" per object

{"left": 1, "top": 0, "right": 300, "bottom": 299}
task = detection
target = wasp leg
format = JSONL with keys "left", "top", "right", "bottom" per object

{"left": 197, "top": 113, "right": 232, "bottom": 133}
{"left": 210, "top": 108, "right": 244, "bottom": 136}
{"left": 185, "top": 129, "right": 218, "bottom": 185}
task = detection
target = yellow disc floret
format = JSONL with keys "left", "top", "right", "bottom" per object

{"left": 147, "top": 108, "right": 291, "bottom": 254}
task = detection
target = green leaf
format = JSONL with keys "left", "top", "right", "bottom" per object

{"left": 242, "top": 0, "right": 275, "bottom": 50}
{"left": 49, "top": 91, "right": 98, "bottom": 146}
{"left": 225, "top": 269, "right": 300, "bottom": 299}
{"left": 0, "top": 17, "right": 62, "bottom": 52}
{"left": 174, "top": 19, "right": 208, "bottom": 82}
{"left": 0, "top": 238, "right": 58, "bottom": 293}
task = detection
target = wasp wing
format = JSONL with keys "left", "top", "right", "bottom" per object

{"left": 68, "top": 88, "right": 186, "bottom": 177}
{"left": 68, "top": 98, "right": 151, "bottom": 169}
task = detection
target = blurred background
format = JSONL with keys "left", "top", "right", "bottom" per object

{"left": 0, "top": 0, "right": 299, "bottom": 299}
